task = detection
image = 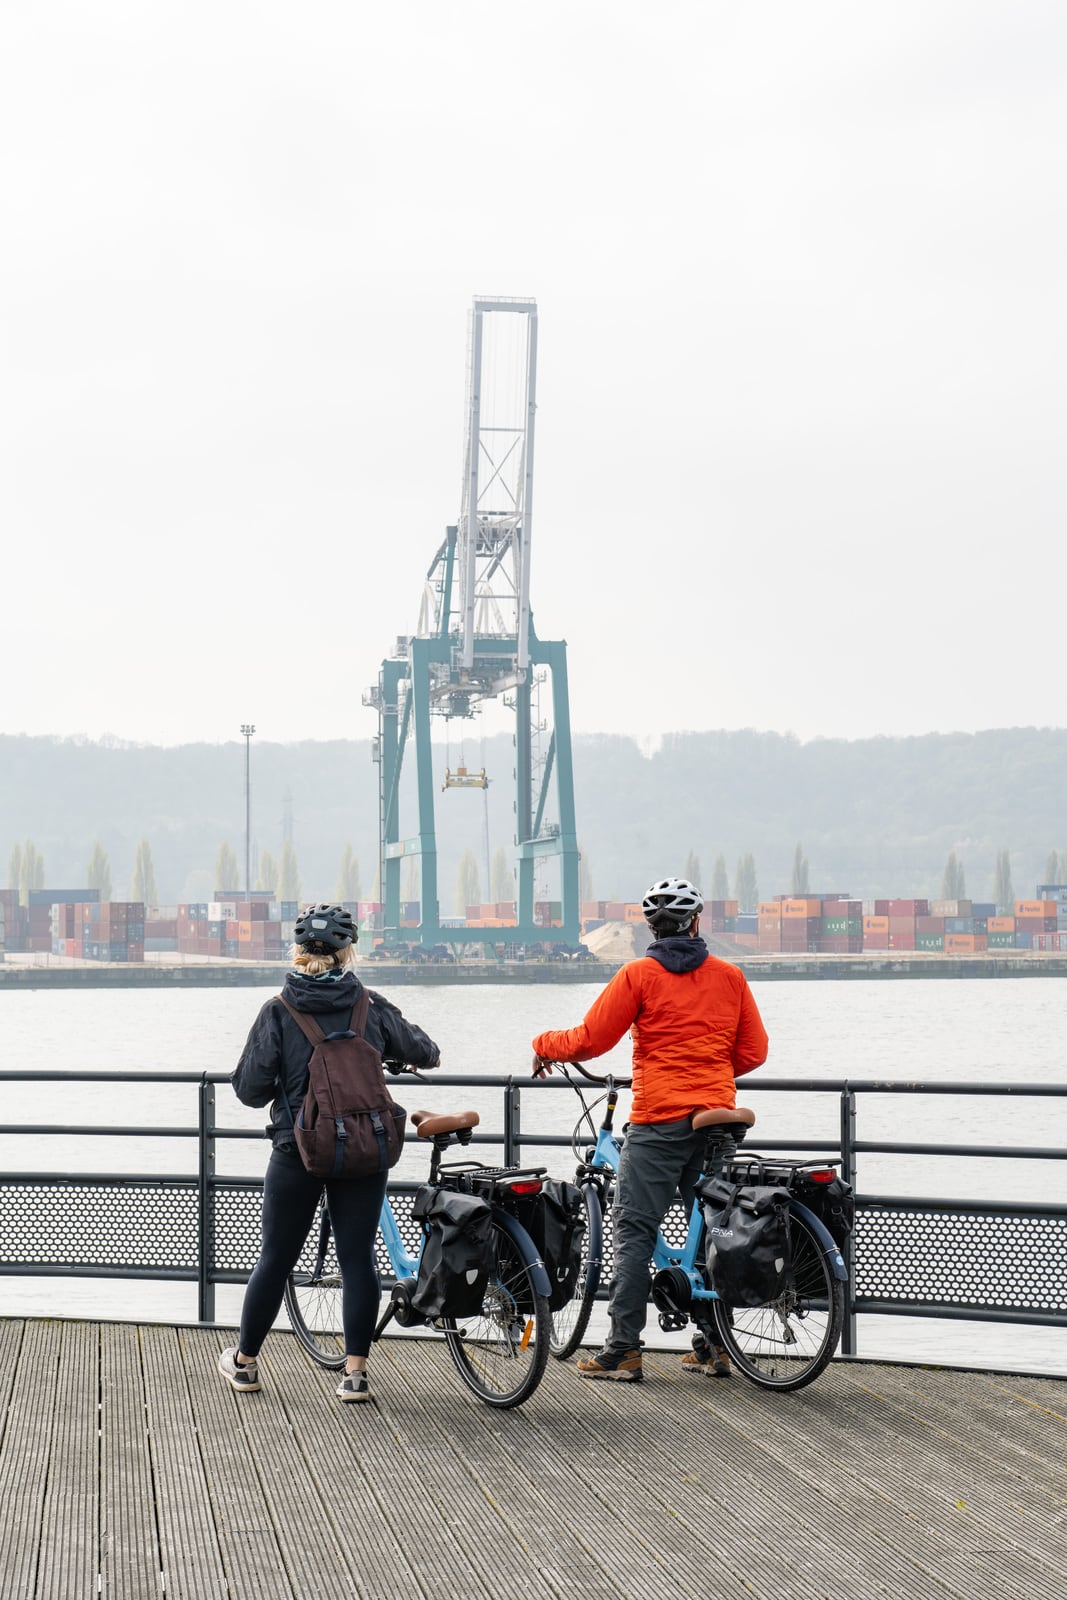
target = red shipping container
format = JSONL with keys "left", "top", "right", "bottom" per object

{"left": 888, "top": 916, "right": 915, "bottom": 934}
{"left": 888, "top": 899, "right": 929, "bottom": 916}
{"left": 888, "top": 932, "right": 916, "bottom": 949}
{"left": 916, "top": 916, "right": 945, "bottom": 933}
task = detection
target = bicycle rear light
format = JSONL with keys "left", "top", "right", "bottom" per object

{"left": 808, "top": 1169, "right": 836, "bottom": 1183}
{"left": 504, "top": 1179, "right": 543, "bottom": 1196}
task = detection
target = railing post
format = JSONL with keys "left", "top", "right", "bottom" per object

{"left": 503, "top": 1077, "right": 521, "bottom": 1166}
{"left": 839, "top": 1084, "right": 857, "bottom": 1357}
{"left": 198, "top": 1076, "right": 216, "bottom": 1324}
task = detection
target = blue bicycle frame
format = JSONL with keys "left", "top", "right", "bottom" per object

{"left": 582, "top": 1099, "right": 846, "bottom": 1311}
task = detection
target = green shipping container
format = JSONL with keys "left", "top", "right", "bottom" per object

{"left": 916, "top": 933, "right": 944, "bottom": 951}
{"left": 988, "top": 931, "right": 1017, "bottom": 948}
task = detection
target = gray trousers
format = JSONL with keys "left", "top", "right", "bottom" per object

{"left": 606, "top": 1117, "right": 707, "bottom": 1354}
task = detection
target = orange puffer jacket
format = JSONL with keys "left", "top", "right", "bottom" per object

{"left": 532, "top": 950, "right": 768, "bottom": 1124}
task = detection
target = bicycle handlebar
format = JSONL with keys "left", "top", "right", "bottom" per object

{"left": 531, "top": 1056, "right": 632, "bottom": 1089}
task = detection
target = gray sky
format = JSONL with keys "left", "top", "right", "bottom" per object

{"left": 4, "top": 1, "right": 1065, "bottom": 748}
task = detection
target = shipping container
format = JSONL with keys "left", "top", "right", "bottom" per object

{"left": 930, "top": 900, "right": 972, "bottom": 918}
{"left": 944, "top": 933, "right": 988, "bottom": 953}
{"left": 1015, "top": 900, "right": 1057, "bottom": 918}
{"left": 916, "top": 934, "right": 944, "bottom": 952}
{"left": 781, "top": 899, "right": 824, "bottom": 919}
{"left": 987, "top": 931, "right": 1016, "bottom": 949}
{"left": 863, "top": 916, "right": 890, "bottom": 933}
{"left": 987, "top": 916, "right": 1015, "bottom": 932}
{"left": 916, "top": 916, "right": 946, "bottom": 934}
{"left": 888, "top": 899, "right": 929, "bottom": 916}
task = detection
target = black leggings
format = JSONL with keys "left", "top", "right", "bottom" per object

{"left": 239, "top": 1147, "right": 389, "bottom": 1359}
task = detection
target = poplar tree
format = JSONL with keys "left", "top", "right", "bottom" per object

{"left": 578, "top": 849, "right": 593, "bottom": 905}
{"left": 791, "top": 842, "right": 810, "bottom": 895}
{"left": 492, "top": 847, "right": 513, "bottom": 902}
{"left": 1044, "top": 850, "right": 1061, "bottom": 887}
{"left": 456, "top": 848, "right": 481, "bottom": 915}
{"left": 734, "top": 853, "right": 758, "bottom": 914}
{"left": 257, "top": 850, "right": 278, "bottom": 893}
{"left": 87, "top": 842, "right": 112, "bottom": 902}
{"left": 130, "top": 838, "right": 157, "bottom": 906}
{"left": 710, "top": 854, "right": 729, "bottom": 900}
{"left": 993, "top": 849, "right": 1014, "bottom": 914}
{"left": 8, "top": 843, "right": 22, "bottom": 894}
{"left": 277, "top": 842, "right": 301, "bottom": 903}
{"left": 334, "top": 845, "right": 360, "bottom": 903}
{"left": 685, "top": 850, "right": 702, "bottom": 888}
{"left": 18, "top": 840, "right": 45, "bottom": 905}
{"left": 215, "top": 842, "right": 240, "bottom": 895}
{"left": 941, "top": 851, "right": 966, "bottom": 899}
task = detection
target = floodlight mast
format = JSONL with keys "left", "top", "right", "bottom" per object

{"left": 365, "top": 297, "right": 580, "bottom": 953}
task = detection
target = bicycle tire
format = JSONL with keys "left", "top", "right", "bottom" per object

{"left": 710, "top": 1203, "right": 844, "bottom": 1392}
{"left": 284, "top": 1201, "right": 346, "bottom": 1371}
{"left": 549, "top": 1182, "right": 603, "bottom": 1360}
{"left": 443, "top": 1218, "right": 551, "bottom": 1408}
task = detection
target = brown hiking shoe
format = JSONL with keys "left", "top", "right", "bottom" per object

{"left": 682, "top": 1342, "right": 731, "bottom": 1377}
{"left": 576, "top": 1348, "right": 643, "bottom": 1382}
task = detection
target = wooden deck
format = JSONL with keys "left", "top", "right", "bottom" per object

{"left": 0, "top": 1320, "right": 1064, "bottom": 1600}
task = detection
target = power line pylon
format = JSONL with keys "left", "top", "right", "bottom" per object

{"left": 364, "top": 296, "right": 580, "bottom": 951}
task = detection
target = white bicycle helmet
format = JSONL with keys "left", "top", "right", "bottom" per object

{"left": 641, "top": 876, "right": 704, "bottom": 933}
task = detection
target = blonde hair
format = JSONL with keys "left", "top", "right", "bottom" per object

{"left": 290, "top": 942, "right": 357, "bottom": 978}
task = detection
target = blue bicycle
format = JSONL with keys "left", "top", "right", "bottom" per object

{"left": 283, "top": 1098, "right": 553, "bottom": 1408}
{"left": 545, "top": 1061, "right": 848, "bottom": 1392}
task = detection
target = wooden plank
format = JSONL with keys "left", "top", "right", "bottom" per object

{"left": 1, "top": 1319, "right": 1065, "bottom": 1600}
{"left": 638, "top": 1351, "right": 1063, "bottom": 1600}
{"left": 183, "top": 1328, "right": 346, "bottom": 1600}
{"left": 140, "top": 1324, "right": 230, "bottom": 1598}
{"left": 0, "top": 1320, "right": 62, "bottom": 1600}
{"left": 100, "top": 1321, "right": 160, "bottom": 1599}
{"left": 370, "top": 1332, "right": 713, "bottom": 1600}
{"left": 36, "top": 1321, "right": 99, "bottom": 1599}
{"left": 263, "top": 1329, "right": 493, "bottom": 1599}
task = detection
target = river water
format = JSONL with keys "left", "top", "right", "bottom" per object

{"left": 1, "top": 976, "right": 1064, "bottom": 1377}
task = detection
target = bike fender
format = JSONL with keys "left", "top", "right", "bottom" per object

{"left": 789, "top": 1200, "right": 849, "bottom": 1282}
{"left": 491, "top": 1207, "right": 553, "bottom": 1299}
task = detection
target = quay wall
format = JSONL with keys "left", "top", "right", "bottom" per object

{"left": 2, "top": 954, "right": 1067, "bottom": 988}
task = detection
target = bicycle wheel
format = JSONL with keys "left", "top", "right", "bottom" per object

{"left": 711, "top": 1204, "right": 845, "bottom": 1392}
{"left": 549, "top": 1183, "right": 603, "bottom": 1360}
{"left": 284, "top": 1201, "right": 346, "bottom": 1371}
{"left": 443, "top": 1219, "right": 551, "bottom": 1408}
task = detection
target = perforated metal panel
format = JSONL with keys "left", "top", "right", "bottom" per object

{"left": 853, "top": 1204, "right": 1067, "bottom": 1316}
{"left": 2, "top": 1180, "right": 1064, "bottom": 1324}
{"left": 0, "top": 1181, "right": 199, "bottom": 1271}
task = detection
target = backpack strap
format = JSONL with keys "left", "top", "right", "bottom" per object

{"left": 275, "top": 994, "right": 328, "bottom": 1047}
{"left": 349, "top": 988, "right": 371, "bottom": 1038}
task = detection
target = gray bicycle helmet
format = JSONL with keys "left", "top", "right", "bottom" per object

{"left": 294, "top": 903, "right": 357, "bottom": 953}
{"left": 641, "top": 876, "right": 704, "bottom": 935}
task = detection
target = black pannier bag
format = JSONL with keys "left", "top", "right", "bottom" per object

{"left": 524, "top": 1179, "right": 586, "bottom": 1311}
{"left": 698, "top": 1177, "right": 793, "bottom": 1307}
{"left": 409, "top": 1185, "right": 495, "bottom": 1320}
{"left": 794, "top": 1173, "right": 855, "bottom": 1250}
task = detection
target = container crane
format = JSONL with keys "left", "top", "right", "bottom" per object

{"left": 363, "top": 296, "right": 580, "bottom": 951}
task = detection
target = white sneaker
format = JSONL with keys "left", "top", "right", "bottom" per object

{"left": 218, "top": 1347, "right": 261, "bottom": 1392}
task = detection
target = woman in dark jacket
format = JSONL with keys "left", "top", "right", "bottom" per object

{"left": 219, "top": 903, "right": 440, "bottom": 1403}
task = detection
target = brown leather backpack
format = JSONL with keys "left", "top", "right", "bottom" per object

{"left": 276, "top": 991, "right": 407, "bottom": 1179}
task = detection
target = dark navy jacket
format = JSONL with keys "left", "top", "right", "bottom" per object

{"left": 233, "top": 968, "right": 440, "bottom": 1149}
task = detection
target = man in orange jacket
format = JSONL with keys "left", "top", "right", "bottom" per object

{"left": 532, "top": 876, "right": 769, "bottom": 1382}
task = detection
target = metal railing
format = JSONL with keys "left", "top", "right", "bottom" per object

{"left": 0, "top": 1072, "right": 1064, "bottom": 1360}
